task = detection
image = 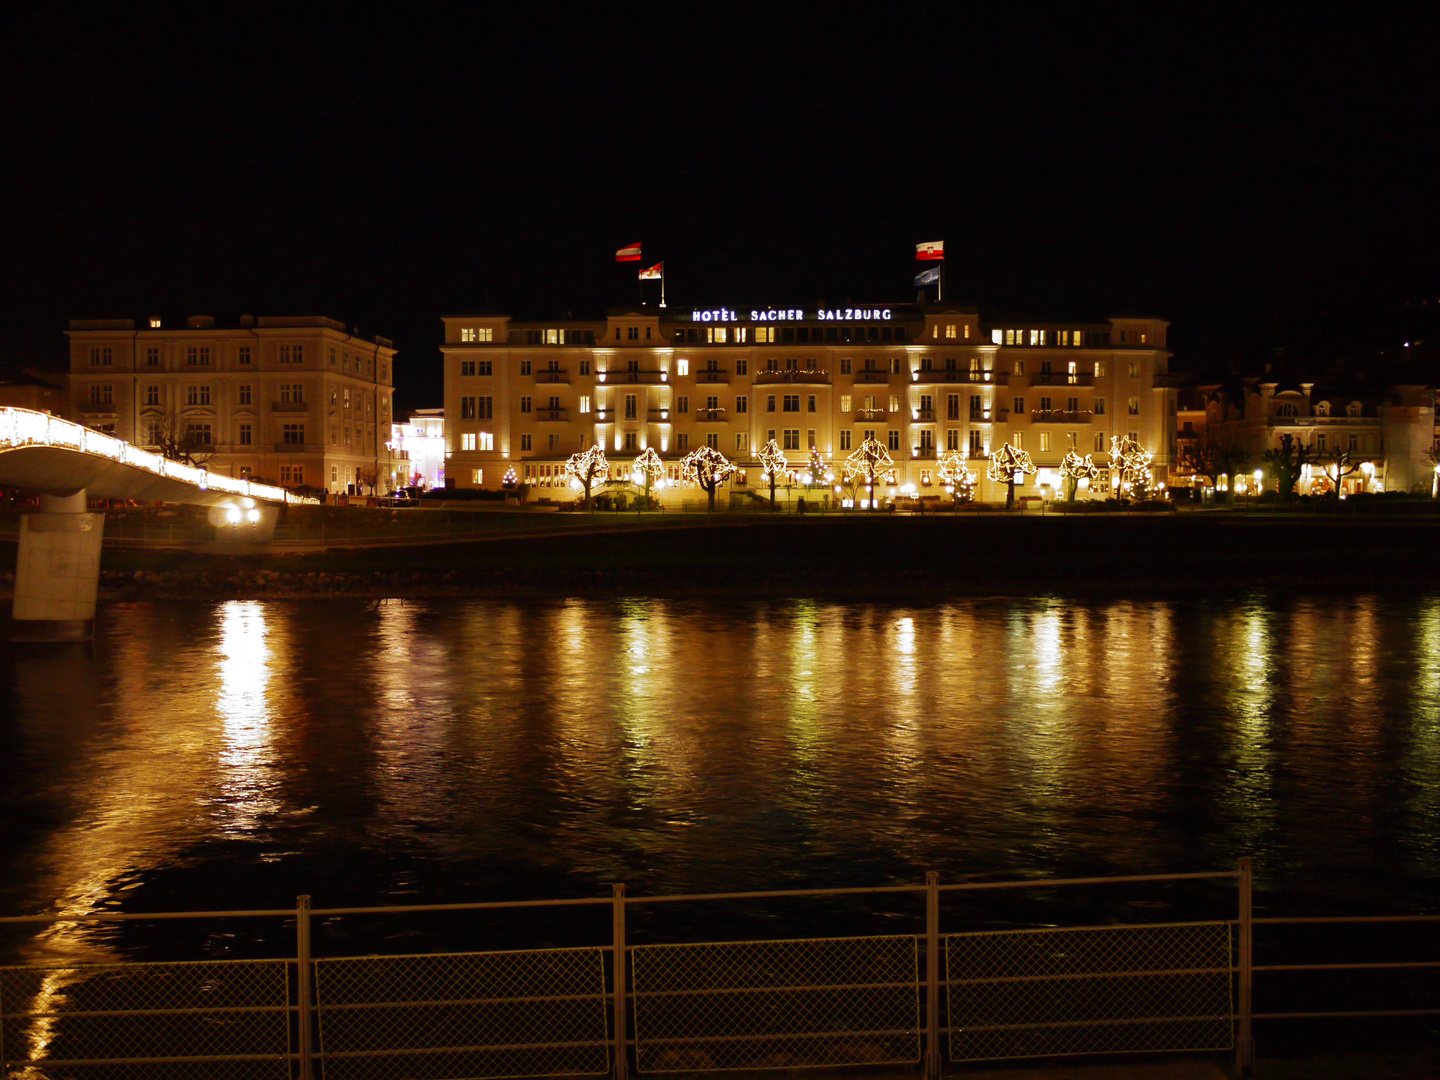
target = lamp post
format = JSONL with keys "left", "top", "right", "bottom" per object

{"left": 1252, "top": 468, "right": 1263, "bottom": 508}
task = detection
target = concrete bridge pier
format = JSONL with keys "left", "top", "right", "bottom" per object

{"left": 11, "top": 489, "right": 104, "bottom": 643}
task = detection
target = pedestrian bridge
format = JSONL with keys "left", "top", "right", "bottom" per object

{"left": 0, "top": 407, "right": 316, "bottom": 642}
{"left": 0, "top": 407, "right": 315, "bottom": 508}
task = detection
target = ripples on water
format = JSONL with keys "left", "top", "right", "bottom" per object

{"left": 1, "top": 595, "right": 1438, "bottom": 960}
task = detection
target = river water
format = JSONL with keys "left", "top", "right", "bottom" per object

{"left": 1, "top": 594, "right": 1438, "bottom": 962}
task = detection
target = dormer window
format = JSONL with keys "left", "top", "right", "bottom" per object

{"left": 1348, "top": 403, "right": 1361, "bottom": 417}
{"left": 1315, "top": 401, "right": 1330, "bottom": 416}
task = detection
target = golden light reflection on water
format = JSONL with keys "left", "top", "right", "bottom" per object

{"left": 4, "top": 594, "right": 1440, "bottom": 946}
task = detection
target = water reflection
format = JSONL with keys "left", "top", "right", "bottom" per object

{"left": 1, "top": 594, "right": 1439, "bottom": 950}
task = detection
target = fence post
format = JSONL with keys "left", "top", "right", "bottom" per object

{"left": 296, "top": 894, "right": 315, "bottom": 1080}
{"left": 613, "top": 884, "right": 628, "bottom": 1080}
{"left": 1236, "top": 857, "right": 1254, "bottom": 1075}
{"left": 925, "top": 871, "right": 941, "bottom": 1080}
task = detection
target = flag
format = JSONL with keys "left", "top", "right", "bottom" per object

{"left": 639, "top": 261, "right": 663, "bottom": 280}
{"left": 916, "top": 240, "right": 945, "bottom": 260}
{"left": 914, "top": 265, "right": 940, "bottom": 286}
{"left": 615, "top": 242, "right": 642, "bottom": 262}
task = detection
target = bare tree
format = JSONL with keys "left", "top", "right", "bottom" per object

{"left": 564, "top": 445, "right": 610, "bottom": 510}
{"left": 681, "top": 446, "right": 735, "bottom": 511}
{"left": 356, "top": 464, "right": 380, "bottom": 495}
{"left": 146, "top": 408, "right": 217, "bottom": 468}
{"left": 1261, "top": 432, "right": 1309, "bottom": 502}
{"left": 986, "top": 442, "right": 1035, "bottom": 510}
{"left": 1315, "top": 449, "right": 1368, "bottom": 505}
{"left": 1178, "top": 429, "right": 1249, "bottom": 503}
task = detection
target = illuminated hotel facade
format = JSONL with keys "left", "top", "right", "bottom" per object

{"left": 442, "top": 304, "right": 1175, "bottom": 503}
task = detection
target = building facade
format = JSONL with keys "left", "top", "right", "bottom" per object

{"left": 66, "top": 315, "right": 397, "bottom": 494}
{"left": 390, "top": 408, "right": 446, "bottom": 489}
{"left": 441, "top": 304, "right": 1174, "bottom": 503}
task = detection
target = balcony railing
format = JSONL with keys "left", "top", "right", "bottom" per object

{"left": 1030, "top": 372, "right": 1096, "bottom": 387}
{"left": 695, "top": 408, "right": 728, "bottom": 422}
{"left": 273, "top": 441, "right": 321, "bottom": 454}
{"left": 697, "top": 369, "right": 730, "bottom": 383}
{"left": 536, "top": 371, "right": 570, "bottom": 384}
{"left": 754, "top": 370, "right": 831, "bottom": 385}
{"left": 853, "top": 371, "right": 891, "bottom": 384}
{"left": 1029, "top": 410, "right": 1093, "bottom": 424}
{"left": 912, "top": 370, "right": 1009, "bottom": 386}
{"left": 535, "top": 408, "right": 568, "bottom": 422}
{"left": 968, "top": 409, "right": 1010, "bottom": 423}
{"left": 597, "top": 370, "right": 667, "bottom": 384}
{"left": 854, "top": 409, "right": 887, "bottom": 422}
{"left": 913, "top": 409, "right": 935, "bottom": 421}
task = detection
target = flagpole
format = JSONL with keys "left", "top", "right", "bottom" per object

{"left": 660, "top": 263, "right": 666, "bottom": 309}
{"left": 938, "top": 259, "right": 943, "bottom": 303}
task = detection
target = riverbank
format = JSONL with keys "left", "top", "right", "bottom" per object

{"left": 3, "top": 514, "right": 1439, "bottom": 600}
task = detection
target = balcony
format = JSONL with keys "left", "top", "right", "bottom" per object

{"left": 854, "top": 409, "right": 887, "bottom": 422}
{"left": 597, "top": 369, "right": 668, "bottom": 385}
{"left": 1029, "top": 372, "right": 1095, "bottom": 387}
{"left": 968, "top": 409, "right": 1010, "bottom": 424}
{"left": 535, "top": 408, "right": 568, "bottom": 422}
{"left": 536, "top": 371, "right": 570, "bottom": 384}
{"left": 695, "top": 408, "right": 727, "bottom": 422}
{"left": 909, "top": 449, "right": 939, "bottom": 460}
{"left": 853, "top": 371, "right": 890, "bottom": 384}
{"left": 912, "top": 369, "right": 1009, "bottom": 386}
{"left": 913, "top": 409, "right": 936, "bottom": 422}
{"left": 754, "top": 369, "right": 831, "bottom": 385}
{"left": 1028, "top": 410, "right": 1092, "bottom": 424}
{"left": 273, "top": 442, "right": 321, "bottom": 454}
{"left": 696, "top": 369, "right": 730, "bottom": 383}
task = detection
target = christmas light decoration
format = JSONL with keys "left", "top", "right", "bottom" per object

{"left": 564, "top": 445, "right": 610, "bottom": 508}
{"left": 842, "top": 437, "right": 895, "bottom": 509}
{"left": 986, "top": 442, "right": 1035, "bottom": 509}
{"left": 1107, "top": 434, "right": 1154, "bottom": 502}
{"left": 1059, "top": 450, "right": 1098, "bottom": 502}
{"left": 631, "top": 447, "right": 665, "bottom": 510}
{"left": 680, "top": 445, "right": 736, "bottom": 511}
{"left": 502, "top": 466, "right": 518, "bottom": 487}
{"left": 756, "top": 438, "right": 787, "bottom": 507}
{"left": 937, "top": 448, "right": 975, "bottom": 504}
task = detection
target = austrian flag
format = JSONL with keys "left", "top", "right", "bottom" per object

{"left": 615, "top": 242, "right": 643, "bottom": 262}
{"left": 916, "top": 240, "right": 944, "bottom": 260}
{"left": 638, "top": 262, "right": 663, "bottom": 280}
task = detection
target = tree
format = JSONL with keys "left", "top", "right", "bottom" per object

{"left": 356, "top": 464, "right": 380, "bottom": 495}
{"left": 937, "top": 448, "right": 975, "bottom": 507}
{"left": 564, "top": 445, "right": 610, "bottom": 510}
{"left": 1178, "top": 429, "right": 1249, "bottom": 503}
{"left": 1315, "top": 448, "right": 1368, "bottom": 505}
{"left": 1108, "top": 434, "right": 1154, "bottom": 504}
{"left": 1429, "top": 444, "right": 1440, "bottom": 498}
{"left": 680, "top": 445, "right": 735, "bottom": 511}
{"left": 147, "top": 408, "right": 216, "bottom": 468}
{"left": 756, "top": 438, "right": 787, "bottom": 509}
{"left": 986, "top": 442, "right": 1035, "bottom": 510}
{"left": 803, "top": 447, "right": 832, "bottom": 508}
{"left": 631, "top": 447, "right": 665, "bottom": 512}
{"left": 842, "top": 437, "right": 895, "bottom": 511}
{"left": 1261, "top": 433, "right": 1309, "bottom": 502}
{"left": 1059, "top": 450, "right": 1098, "bottom": 503}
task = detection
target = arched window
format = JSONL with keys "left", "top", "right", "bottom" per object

{"left": 1348, "top": 402, "right": 1361, "bottom": 417}
{"left": 1315, "top": 401, "right": 1330, "bottom": 416}
{"left": 1276, "top": 402, "right": 1298, "bottom": 417}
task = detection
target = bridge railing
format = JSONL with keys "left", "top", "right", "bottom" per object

{"left": 0, "top": 407, "right": 317, "bottom": 505}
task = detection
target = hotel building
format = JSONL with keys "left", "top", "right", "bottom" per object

{"left": 442, "top": 304, "right": 1175, "bottom": 502}
{"left": 66, "top": 315, "right": 398, "bottom": 494}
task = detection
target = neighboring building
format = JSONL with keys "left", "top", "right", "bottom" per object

{"left": 0, "top": 369, "right": 70, "bottom": 418}
{"left": 390, "top": 408, "right": 445, "bottom": 489}
{"left": 1172, "top": 373, "right": 1436, "bottom": 496}
{"left": 66, "top": 315, "right": 396, "bottom": 494}
{"left": 441, "top": 304, "right": 1174, "bottom": 503}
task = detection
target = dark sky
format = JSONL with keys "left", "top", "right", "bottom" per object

{"left": 2, "top": 6, "right": 1436, "bottom": 411}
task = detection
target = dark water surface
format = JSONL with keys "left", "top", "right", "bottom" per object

{"left": 2, "top": 595, "right": 1438, "bottom": 961}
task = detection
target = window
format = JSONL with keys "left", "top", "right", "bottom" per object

{"left": 520, "top": 396, "right": 532, "bottom": 413}
{"left": 186, "top": 385, "right": 211, "bottom": 405}
{"left": 1347, "top": 403, "right": 1361, "bottom": 417}
{"left": 89, "top": 384, "right": 113, "bottom": 405}
{"left": 460, "top": 360, "right": 476, "bottom": 376}
{"left": 479, "top": 432, "right": 494, "bottom": 451}
{"left": 1068, "top": 361, "right": 1078, "bottom": 384}
{"left": 808, "top": 395, "right": 817, "bottom": 412}
{"left": 1013, "top": 397, "right": 1025, "bottom": 415}
{"left": 580, "top": 395, "right": 591, "bottom": 414}
{"left": 767, "top": 395, "right": 776, "bottom": 412}
{"left": 282, "top": 423, "right": 304, "bottom": 445}
{"left": 736, "top": 359, "right": 748, "bottom": 375}
{"left": 888, "top": 395, "right": 900, "bottom": 413}
{"left": 1094, "top": 398, "right": 1105, "bottom": 415}
{"left": 1129, "top": 362, "right": 1140, "bottom": 378}
{"left": 186, "top": 423, "right": 212, "bottom": 445}
{"left": 947, "top": 394, "right": 960, "bottom": 420}
{"left": 807, "top": 429, "right": 816, "bottom": 449}
{"left": 279, "top": 344, "right": 303, "bottom": 364}
{"left": 472, "top": 469, "right": 483, "bottom": 484}
{"left": 627, "top": 326, "right": 639, "bottom": 341}
{"left": 461, "top": 396, "right": 477, "bottom": 419}
{"left": 783, "top": 429, "right": 800, "bottom": 450}
{"left": 624, "top": 394, "right": 637, "bottom": 420}
{"left": 1039, "top": 397, "right": 1052, "bottom": 411}
{"left": 677, "top": 396, "right": 689, "bottom": 414}
{"left": 755, "top": 327, "right": 775, "bottom": 343}
{"left": 840, "top": 430, "right": 852, "bottom": 451}
{"left": 736, "top": 433, "right": 748, "bottom": 452}
{"left": 1013, "top": 431, "right": 1023, "bottom": 450}
{"left": 281, "top": 383, "right": 303, "bottom": 404}
{"left": 1066, "top": 397, "right": 1079, "bottom": 412}
{"left": 888, "top": 430, "right": 900, "bottom": 451}
{"left": 783, "top": 394, "right": 799, "bottom": 412}
{"left": 991, "top": 330, "right": 1003, "bottom": 344}
{"left": 947, "top": 429, "right": 960, "bottom": 451}
{"left": 519, "top": 359, "right": 532, "bottom": 375}
{"left": 677, "top": 433, "right": 689, "bottom": 451}
{"left": 735, "top": 395, "right": 748, "bottom": 413}
{"left": 891, "top": 358, "right": 903, "bottom": 374}
{"left": 677, "top": 359, "right": 690, "bottom": 376}
{"left": 705, "top": 432, "right": 718, "bottom": 449}
{"left": 144, "top": 385, "right": 160, "bottom": 405}
{"left": 1128, "top": 397, "right": 1140, "bottom": 415}
{"left": 945, "top": 323, "right": 957, "bottom": 339}
{"left": 239, "top": 423, "right": 252, "bottom": 446}
{"left": 971, "top": 431, "right": 985, "bottom": 454}
{"left": 1317, "top": 433, "right": 1327, "bottom": 452}
{"left": 147, "top": 346, "right": 161, "bottom": 366}
{"left": 462, "top": 433, "right": 477, "bottom": 451}
{"left": 705, "top": 395, "right": 719, "bottom": 411}
{"left": 1128, "top": 431, "right": 1139, "bottom": 445}
{"left": 580, "top": 359, "right": 590, "bottom": 375}
{"left": 1039, "top": 432, "right": 1051, "bottom": 453}
{"left": 1095, "top": 361, "right": 1106, "bottom": 378}
{"left": 186, "top": 346, "right": 211, "bottom": 366}
{"left": 90, "top": 346, "right": 113, "bottom": 366}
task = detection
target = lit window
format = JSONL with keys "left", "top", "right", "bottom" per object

{"left": 473, "top": 469, "right": 483, "bottom": 484}
{"left": 479, "top": 432, "right": 494, "bottom": 451}
{"left": 1095, "top": 362, "right": 1106, "bottom": 378}
{"left": 736, "top": 433, "right": 748, "bottom": 452}
{"left": 756, "top": 327, "right": 774, "bottom": 343}
{"left": 547, "top": 329, "right": 561, "bottom": 344}
{"left": 1013, "top": 431, "right": 1023, "bottom": 449}
{"left": 1128, "top": 397, "right": 1140, "bottom": 415}
{"left": 1039, "top": 432, "right": 1051, "bottom": 452}
{"left": 945, "top": 324, "right": 957, "bottom": 339}
{"left": 708, "top": 328, "right": 727, "bottom": 343}
{"left": 991, "top": 330, "right": 1003, "bottom": 344}
{"left": 461, "top": 328, "right": 477, "bottom": 342}
{"left": 148, "top": 317, "right": 161, "bottom": 328}
{"left": 461, "top": 433, "right": 477, "bottom": 450}
{"left": 677, "top": 359, "right": 689, "bottom": 376}
{"left": 735, "top": 328, "right": 748, "bottom": 342}
{"left": 1129, "top": 362, "right": 1140, "bottom": 378}
{"left": 580, "top": 395, "right": 591, "bottom": 413}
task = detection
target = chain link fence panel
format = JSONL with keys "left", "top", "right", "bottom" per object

{"left": 631, "top": 935, "right": 919, "bottom": 1073}
{"left": 0, "top": 959, "right": 291, "bottom": 1080}
{"left": 313, "top": 947, "right": 609, "bottom": 1080}
{"left": 947, "top": 921, "right": 1233, "bottom": 1062}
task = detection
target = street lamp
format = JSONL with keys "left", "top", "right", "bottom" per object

{"left": 1252, "top": 468, "right": 1263, "bottom": 507}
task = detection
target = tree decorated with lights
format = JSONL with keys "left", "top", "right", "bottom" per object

{"left": 502, "top": 465, "right": 518, "bottom": 487}
{"left": 1059, "top": 450, "right": 1098, "bottom": 503}
{"left": 681, "top": 445, "right": 735, "bottom": 511}
{"left": 564, "top": 445, "right": 610, "bottom": 510}
{"left": 756, "top": 438, "right": 788, "bottom": 509}
{"left": 843, "top": 437, "right": 895, "bottom": 511}
{"left": 986, "top": 442, "right": 1035, "bottom": 510}
{"left": 937, "top": 448, "right": 975, "bottom": 506}
{"left": 1108, "top": 434, "right": 1154, "bottom": 503}
{"left": 804, "top": 447, "right": 833, "bottom": 508}
{"left": 631, "top": 447, "right": 665, "bottom": 511}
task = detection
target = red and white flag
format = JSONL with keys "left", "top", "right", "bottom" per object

{"left": 638, "top": 261, "right": 663, "bottom": 280}
{"left": 615, "top": 242, "right": 643, "bottom": 262}
{"left": 915, "top": 240, "right": 945, "bottom": 260}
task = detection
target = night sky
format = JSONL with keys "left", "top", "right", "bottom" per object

{"left": 2, "top": 6, "right": 1436, "bottom": 412}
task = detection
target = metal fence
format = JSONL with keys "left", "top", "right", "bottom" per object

{"left": 1, "top": 862, "right": 1436, "bottom": 1079}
